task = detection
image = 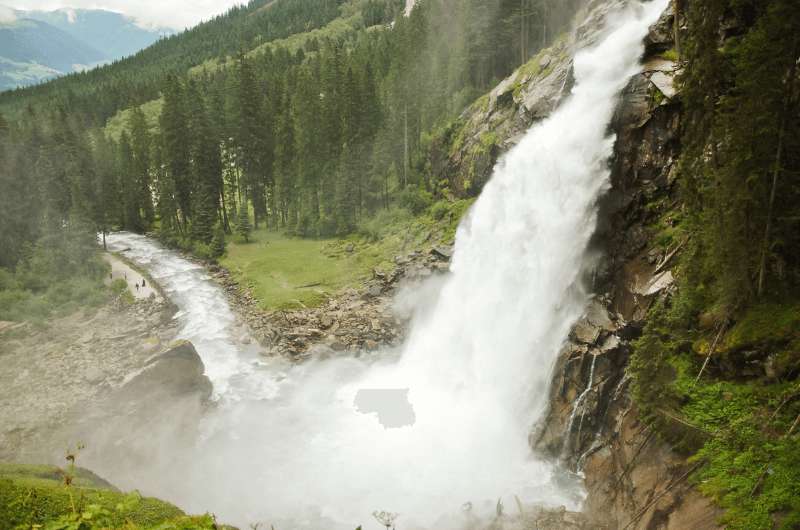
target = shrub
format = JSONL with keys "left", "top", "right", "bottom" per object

{"left": 192, "top": 242, "right": 214, "bottom": 261}
{"left": 357, "top": 207, "right": 413, "bottom": 242}
{"left": 110, "top": 279, "right": 128, "bottom": 295}
{"left": 430, "top": 200, "right": 451, "bottom": 221}
{"left": 396, "top": 186, "right": 433, "bottom": 215}
{"left": 210, "top": 226, "right": 226, "bottom": 259}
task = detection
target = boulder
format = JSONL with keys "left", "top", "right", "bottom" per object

{"left": 430, "top": 246, "right": 453, "bottom": 261}
{"left": 118, "top": 341, "right": 212, "bottom": 402}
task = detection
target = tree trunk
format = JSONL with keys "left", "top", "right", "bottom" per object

{"left": 403, "top": 103, "right": 409, "bottom": 188}
{"left": 673, "top": 0, "right": 681, "bottom": 56}
{"left": 757, "top": 50, "right": 797, "bottom": 297}
{"left": 757, "top": 117, "right": 785, "bottom": 297}
{"left": 520, "top": 0, "right": 526, "bottom": 65}
{"left": 220, "top": 191, "right": 231, "bottom": 234}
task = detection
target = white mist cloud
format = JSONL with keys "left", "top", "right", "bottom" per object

{"left": 0, "top": 5, "right": 17, "bottom": 22}
{"left": 2, "top": 0, "right": 245, "bottom": 30}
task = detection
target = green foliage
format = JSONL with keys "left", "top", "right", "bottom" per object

{"left": 0, "top": 227, "right": 109, "bottom": 322}
{"left": 210, "top": 225, "right": 226, "bottom": 259}
{"left": 724, "top": 302, "right": 800, "bottom": 353}
{"left": 236, "top": 208, "right": 252, "bottom": 243}
{"left": 661, "top": 48, "right": 679, "bottom": 62}
{"left": 629, "top": 291, "right": 800, "bottom": 527}
{"left": 357, "top": 207, "right": 414, "bottom": 242}
{"left": 673, "top": 359, "right": 800, "bottom": 530}
{"left": 396, "top": 187, "right": 433, "bottom": 215}
{"left": 678, "top": 0, "right": 800, "bottom": 312}
{"left": 1, "top": 0, "right": 587, "bottom": 267}
{"left": 0, "top": 463, "right": 216, "bottom": 529}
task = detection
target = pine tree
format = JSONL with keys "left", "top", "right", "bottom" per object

{"left": 118, "top": 132, "right": 143, "bottom": 232}
{"left": 236, "top": 205, "right": 252, "bottom": 243}
{"left": 211, "top": 224, "right": 226, "bottom": 258}
{"left": 160, "top": 75, "right": 192, "bottom": 227}
{"left": 186, "top": 81, "right": 222, "bottom": 244}
{"left": 92, "top": 132, "right": 119, "bottom": 249}
{"left": 129, "top": 106, "right": 154, "bottom": 227}
{"left": 234, "top": 51, "right": 267, "bottom": 229}
{"left": 273, "top": 81, "right": 297, "bottom": 229}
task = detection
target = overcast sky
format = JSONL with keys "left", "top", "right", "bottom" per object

{"left": 1, "top": 1, "right": 246, "bottom": 30}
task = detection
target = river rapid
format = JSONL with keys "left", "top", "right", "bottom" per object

{"left": 94, "top": 2, "right": 667, "bottom": 528}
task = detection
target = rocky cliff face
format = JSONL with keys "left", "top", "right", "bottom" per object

{"left": 439, "top": 2, "right": 721, "bottom": 528}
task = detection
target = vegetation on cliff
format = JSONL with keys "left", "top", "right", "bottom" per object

{"left": 630, "top": 1, "right": 800, "bottom": 527}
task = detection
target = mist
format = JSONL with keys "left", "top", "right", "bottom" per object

{"left": 64, "top": 2, "right": 666, "bottom": 528}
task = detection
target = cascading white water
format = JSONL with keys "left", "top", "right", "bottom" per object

{"left": 95, "top": 2, "right": 667, "bottom": 528}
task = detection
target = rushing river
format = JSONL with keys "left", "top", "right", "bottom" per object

{"left": 94, "top": 2, "right": 666, "bottom": 528}
{"left": 106, "top": 232, "right": 275, "bottom": 401}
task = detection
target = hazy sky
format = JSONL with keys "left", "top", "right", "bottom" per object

{"left": 1, "top": 1, "right": 246, "bottom": 29}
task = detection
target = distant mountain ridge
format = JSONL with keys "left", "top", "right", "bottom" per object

{"left": 20, "top": 8, "right": 172, "bottom": 60}
{"left": 0, "top": 7, "right": 172, "bottom": 92}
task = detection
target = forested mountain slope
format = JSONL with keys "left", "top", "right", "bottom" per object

{"left": 0, "top": 0, "right": 583, "bottom": 269}
{"left": 0, "top": 0, "right": 372, "bottom": 121}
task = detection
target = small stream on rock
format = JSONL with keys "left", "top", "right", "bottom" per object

{"left": 91, "top": 2, "right": 666, "bottom": 528}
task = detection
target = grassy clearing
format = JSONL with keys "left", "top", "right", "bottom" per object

{"left": 221, "top": 230, "right": 380, "bottom": 310}
{"left": 222, "top": 199, "right": 474, "bottom": 311}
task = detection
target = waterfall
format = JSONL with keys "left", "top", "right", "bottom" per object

{"left": 96, "top": 2, "right": 667, "bottom": 528}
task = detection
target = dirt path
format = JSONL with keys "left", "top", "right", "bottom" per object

{"left": 103, "top": 253, "right": 161, "bottom": 301}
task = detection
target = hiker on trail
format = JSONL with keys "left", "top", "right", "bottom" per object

{"left": 109, "top": 272, "right": 113, "bottom": 280}
{"left": 124, "top": 272, "right": 128, "bottom": 280}
{"left": 142, "top": 279, "right": 146, "bottom": 288}
{"left": 135, "top": 283, "right": 140, "bottom": 292}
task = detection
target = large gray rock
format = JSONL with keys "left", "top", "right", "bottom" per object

{"left": 117, "top": 340, "right": 212, "bottom": 402}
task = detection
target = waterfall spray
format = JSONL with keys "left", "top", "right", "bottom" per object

{"left": 98, "top": 2, "right": 668, "bottom": 528}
